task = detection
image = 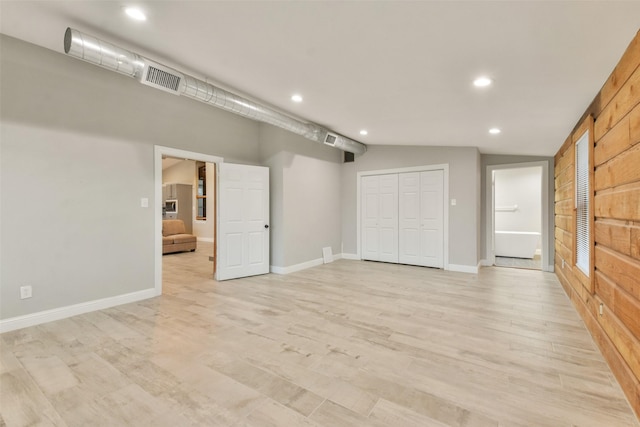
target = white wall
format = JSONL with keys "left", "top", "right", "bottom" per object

{"left": 283, "top": 153, "right": 342, "bottom": 266}
{"left": 260, "top": 126, "right": 343, "bottom": 268}
{"left": 261, "top": 149, "right": 286, "bottom": 267}
{"left": 342, "top": 145, "right": 481, "bottom": 269}
{"left": 2, "top": 123, "right": 155, "bottom": 319}
{"left": 0, "top": 35, "right": 261, "bottom": 320}
{"left": 494, "top": 167, "right": 542, "bottom": 235}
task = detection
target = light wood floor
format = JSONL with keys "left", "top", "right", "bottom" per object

{"left": 2, "top": 243, "right": 638, "bottom": 426}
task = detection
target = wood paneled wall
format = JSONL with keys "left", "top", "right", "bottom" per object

{"left": 554, "top": 30, "right": 640, "bottom": 420}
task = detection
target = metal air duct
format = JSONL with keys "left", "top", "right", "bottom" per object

{"left": 63, "top": 28, "right": 366, "bottom": 155}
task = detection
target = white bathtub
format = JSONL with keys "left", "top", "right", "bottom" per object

{"left": 495, "top": 231, "right": 540, "bottom": 259}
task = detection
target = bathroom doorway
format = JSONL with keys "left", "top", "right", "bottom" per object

{"left": 494, "top": 166, "right": 542, "bottom": 270}
{"left": 486, "top": 161, "right": 550, "bottom": 272}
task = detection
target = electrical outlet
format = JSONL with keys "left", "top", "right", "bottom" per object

{"left": 20, "top": 286, "right": 32, "bottom": 299}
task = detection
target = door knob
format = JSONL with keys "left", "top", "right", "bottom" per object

{"left": 264, "top": 224, "right": 269, "bottom": 229}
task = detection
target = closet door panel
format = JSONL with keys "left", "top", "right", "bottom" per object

{"left": 361, "top": 175, "right": 381, "bottom": 261}
{"left": 420, "top": 170, "right": 444, "bottom": 268}
{"left": 378, "top": 174, "right": 399, "bottom": 263}
{"left": 399, "top": 172, "right": 420, "bottom": 265}
{"left": 361, "top": 174, "right": 398, "bottom": 262}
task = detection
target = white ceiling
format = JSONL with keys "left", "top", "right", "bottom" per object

{"left": 1, "top": 1, "right": 639, "bottom": 156}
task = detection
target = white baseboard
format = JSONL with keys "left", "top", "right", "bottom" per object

{"left": 197, "top": 237, "right": 214, "bottom": 243}
{"left": 479, "top": 259, "right": 493, "bottom": 267}
{"left": 271, "top": 257, "right": 324, "bottom": 275}
{"left": 0, "top": 288, "right": 156, "bottom": 333}
{"left": 270, "top": 253, "right": 362, "bottom": 275}
{"left": 269, "top": 256, "right": 480, "bottom": 275}
{"left": 447, "top": 264, "right": 479, "bottom": 274}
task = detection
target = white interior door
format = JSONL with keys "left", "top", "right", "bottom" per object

{"left": 217, "top": 163, "right": 269, "bottom": 281}
{"left": 419, "top": 170, "right": 444, "bottom": 268}
{"left": 361, "top": 174, "right": 398, "bottom": 263}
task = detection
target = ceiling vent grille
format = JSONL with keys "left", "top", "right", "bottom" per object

{"left": 140, "top": 61, "right": 183, "bottom": 94}
{"left": 324, "top": 133, "right": 338, "bottom": 146}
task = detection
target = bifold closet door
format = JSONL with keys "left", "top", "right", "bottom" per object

{"left": 361, "top": 174, "right": 399, "bottom": 263}
{"left": 399, "top": 173, "right": 420, "bottom": 265}
{"left": 419, "top": 169, "right": 444, "bottom": 268}
{"left": 399, "top": 170, "right": 444, "bottom": 268}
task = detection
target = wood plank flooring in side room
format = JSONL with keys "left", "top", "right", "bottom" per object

{"left": 1, "top": 242, "right": 638, "bottom": 426}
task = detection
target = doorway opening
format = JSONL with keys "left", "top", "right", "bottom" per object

{"left": 161, "top": 156, "right": 217, "bottom": 293}
{"left": 486, "top": 162, "right": 549, "bottom": 272}
{"left": 155, "top": 146, "right": 222, "bottom": 295}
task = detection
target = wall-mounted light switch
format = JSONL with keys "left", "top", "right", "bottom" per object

{"left": 451, "top": 199, "right": 457, "bottom": 206}
{"left": 20, "top": 286, "right": 32, "bottom": 299}
{"left": 141, "top": 198, "right": 149, "bottom": 208}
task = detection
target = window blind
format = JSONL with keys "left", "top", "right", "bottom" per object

{"left": 575, "top": 131, "right": 590, "bottom": 276}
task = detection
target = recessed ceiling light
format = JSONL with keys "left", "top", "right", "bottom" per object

{"left": 124, "top": 7, "right": 147, "bottom": 21}
{"left": 473, "top": 76, "right": 492, "bottom": 87}
{"left": 291, "top": 94, "right": 303, "bottom": 103}
{"left": 359, "top": 130, "right": 368, "bottom": 136}
{"left": 489, "top": 128, "right": 501, "bottom": 135}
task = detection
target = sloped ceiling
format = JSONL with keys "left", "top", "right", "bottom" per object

{"left": 1, "top": 1, "right": 639, "bottom": 156}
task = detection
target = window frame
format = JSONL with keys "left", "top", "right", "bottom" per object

{"left": 572, "top": 115, "right": 595, "bottom": 293}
